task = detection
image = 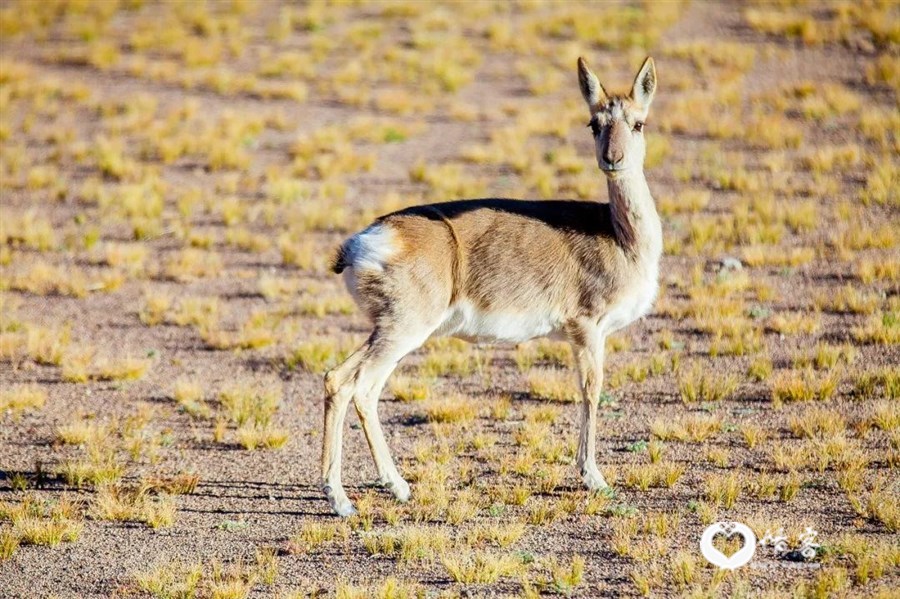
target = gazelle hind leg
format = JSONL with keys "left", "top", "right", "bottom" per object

{"left": 321, "top": 326, "right": 435, "bottom": 515}
{"left": 322, "top": 340, "right": 371, "bottom": 517}
{"left": 569, "top": 323, "right": 608, "bottom": 491}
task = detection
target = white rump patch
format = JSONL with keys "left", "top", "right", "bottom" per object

{"left": 340, "top": 224, "right": 399, "bottom": 308}
{"left": 343, "top": 224, "right": 399, "bottom": 273}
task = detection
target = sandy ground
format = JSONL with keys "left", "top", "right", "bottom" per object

{"left": 1, "top": 1, "right": 898, "bottom": 597}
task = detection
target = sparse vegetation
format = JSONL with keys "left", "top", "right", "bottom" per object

{"left": 0, "top": 384, "right": 46, "bottom": 417}
{"left": 0, "top": 495, "right": 83, "bottom": 558}
{"left": 678, "top": 362, "right": 738, "bottom": 403}
{"left": 1, "top": 0, "right": 897, "bottom": 595}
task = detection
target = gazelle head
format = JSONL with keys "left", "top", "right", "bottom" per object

{"left": 578, "top": 56, "right": 657, "bottom": 178}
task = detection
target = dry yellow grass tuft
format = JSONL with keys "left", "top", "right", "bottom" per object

{"left": 442, "top": 551, "right": 524, "bottom": 584}
{"left": 425, "top": 394, "right": 476, "bottom": 425}
{"left": 0, "top": 495, "right": 83, "bottom": 558}
{"left": 852, "top": 312, "right": 900, "bottom": 345}
{"left": 771, "top": 369, "right": 839, "bottom": 407}
{"left": 172, "top": 377, "right": 209, "bottom": 419}
{"left": 134, "top": 553, "right": 279, "bottom": 598}
{"left": 0, "top": 384, "right": 46, "bottom": 417}
{"left": 650, "top": 414, "right": 722, "bottom": 443}
{"left": 90, "top": 484, "right": 176, "bottom": 529}
{"left": 389, "top": 375, "right": 431, "bottom": 402}
{"left": 678, "top": 362, "right": 738, "bottom": 403}
{"left": 287, "top": 337, "right": 355, "bottom": 374}
{"left": 218, "top": 380, "right": 282, "bottom": 429}
{"left": 527, "top": 368, "right": 580, "bottom": 402}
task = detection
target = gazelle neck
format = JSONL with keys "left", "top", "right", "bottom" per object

{"left": 606, "top": 168, "right": 661, "bottom": 260}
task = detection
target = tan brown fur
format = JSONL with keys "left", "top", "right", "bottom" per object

{"left": 371, "top": 200, "right": 627, "bottom": 319}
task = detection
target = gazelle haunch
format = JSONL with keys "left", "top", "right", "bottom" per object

{"left": 322, "top": 56, "right": 662, "bottom": 516}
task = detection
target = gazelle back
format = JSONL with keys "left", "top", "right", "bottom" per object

{"left": 322, "top": 56, "right": 662, "bottom": 516}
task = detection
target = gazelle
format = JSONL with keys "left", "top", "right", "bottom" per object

{"left": 322, "top": 56, "right": 662, "bottom": 516}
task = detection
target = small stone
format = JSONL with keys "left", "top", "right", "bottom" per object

{"left": 720, "top": 257, "right": 743, "bottom": 272}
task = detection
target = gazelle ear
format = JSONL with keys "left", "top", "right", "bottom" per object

{"left": 577, "top": 57, "right": 608, "bottom": 114}
{"left": 631, "top": 57, "right": 657, "bottom": 109}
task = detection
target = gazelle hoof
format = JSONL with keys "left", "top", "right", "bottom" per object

{"left": 581, "top": 469, "right": 608, "bottom": 492}
{"left": 382, "top": 477, "right": 411, "bottom": 502}
{"left": 330, "top": 497, "right": 357, "bottom": 518}
{"left": 391, "top": 479, "right": 411, "bottom": 502}
{"left": 324, "top": 485, "right": 357, "bottom": 517}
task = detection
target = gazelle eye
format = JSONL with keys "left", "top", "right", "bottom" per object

{"left": 634, "top": 121, "right": 644, "bottom": 132}
{"left": 587, "top": 120, "right": 600, "bottom": 135}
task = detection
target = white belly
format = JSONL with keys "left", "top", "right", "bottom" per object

{"left": 434, "top": 300, "right": 562, "bottom": 343}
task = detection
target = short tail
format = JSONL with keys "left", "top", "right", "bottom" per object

{"left": 330, "top": 223, "right": 396, "bottom": 276}
{"left": 330, "top": 243, "right": 349, "bottom": 274}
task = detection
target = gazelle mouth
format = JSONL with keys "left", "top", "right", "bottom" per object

{"left": 599, "top": 160, "right": 628, "bottom": 173}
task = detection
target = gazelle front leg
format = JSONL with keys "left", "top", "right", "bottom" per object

{"left": 569, "top": 323, "right": 609, "bottom": 491}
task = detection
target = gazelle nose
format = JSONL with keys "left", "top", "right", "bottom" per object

{"left": 604, "top": 147, "right": 624, "bottom": 166}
